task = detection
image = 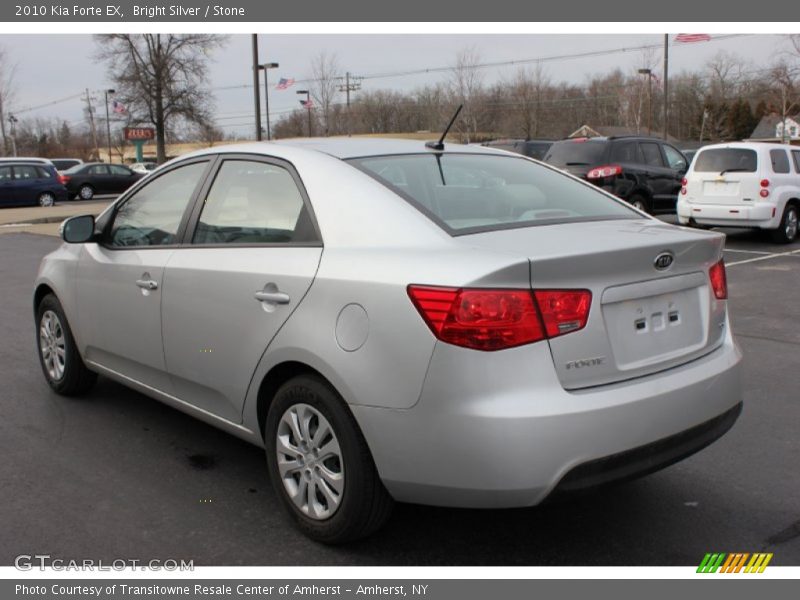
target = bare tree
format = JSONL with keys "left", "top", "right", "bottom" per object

{"left": 0, "top": 45, "right": 16, "bottom": 155}
{"left": 448, "top": 47, "right": 484, "bottom": 142}
{"left": 95, "top": 34, "right": 226, "bottom": 163}
{"left": 310, "top": 52, "right": 342, "bottom": 136}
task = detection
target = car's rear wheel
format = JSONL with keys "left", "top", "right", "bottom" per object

{"left": 627, "top": 193, "right": 651, "bottom": 214}
{"left": 35, "top": 294, "right": 97, "bottom": 396}
{"left": 38, "top": 192, "right": 55, "bottom": 207}
{"left": 265, "top": 374, "right": 393, "bottom": 543}
{"left": 78, "top": 184, "right": 95, "bottom": 200}
{"left": 770, "top": 204, "right": 798, "bottom": 244}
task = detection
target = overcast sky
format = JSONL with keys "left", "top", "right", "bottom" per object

{"left": 0, "top": 33, "right": 788, "bottom": 136}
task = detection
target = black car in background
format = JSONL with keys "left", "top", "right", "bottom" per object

{"left": 61, "top": 162, "right": 144, "bottom": 200}
{"left": 51, "top": 158, "right": 84, "bottom": 172}
{"left": 483, "top": 139, "right": 554, "bottom": 160}
{"left": 543, "top": 136, "right": 688, "bottom": 214}
{"left": 0, "top": 161, "right": 68, "bottom": 208}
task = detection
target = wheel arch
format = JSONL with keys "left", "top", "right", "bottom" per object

{"left": 33, "top": 282, "right": 57, "bottom": 314}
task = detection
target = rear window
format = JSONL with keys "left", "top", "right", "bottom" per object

{"left": 348, "top": 153, "right": 638, "bottom": 235}
{"left": 543, "top": 140, "right": 607, "bottom": 167}
{"left": 694, "top": 148, "right": 757, "bottom": 173}
{"left": 770, "top": 149, "right": 791, "bottom": 174}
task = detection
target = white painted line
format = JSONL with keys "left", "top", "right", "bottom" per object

{"left": 723, "top": 248, "right": 773, "bottom": 255}
{"left": 726, "top": 249, "right": 800, "bottom": 266}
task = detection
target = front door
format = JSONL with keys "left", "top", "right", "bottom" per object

{"left": 0, "top": 165, "right": 15, "bottom": 206}
{"left": 75, "top": 160, "right": 211, "bottom": 391}
{"left": 161, "top": 157, "right": 322, "bottom": 422}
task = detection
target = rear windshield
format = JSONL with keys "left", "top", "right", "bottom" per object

{"left": 348, "top": 153, "right": 638, "bottom": 235}
{"left": 694, "top": 148, "right": 757, "bottom": 173}
{"left": 542, "top": 140, "right": 607, "bottom": 166}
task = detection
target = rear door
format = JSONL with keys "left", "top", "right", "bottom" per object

{"left": 0, "top": 165, "right": 15, "bottom": 206}
{"left": 86, "top": 164, "right": 112, "bottom": 193}
{"left": 109, "top": 164, "right": 139, "bottom": 193}
{"left": 687, "top": 147, "right": 760, "bottom": 205}
{"left": 11, "top": 164, "right": 46, "bottom": 205}
{"left": 638, "top": 141, "right": 676, "bottom": 209}
{"left": 161, "top": 155, "right": 323, "bottom": 422}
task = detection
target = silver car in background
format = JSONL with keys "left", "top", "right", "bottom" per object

{"left": 34, "top": 139, "right": 742, "bottom": 543}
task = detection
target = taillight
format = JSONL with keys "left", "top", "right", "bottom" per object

{"left": 760, "top": 189, "right": 769, "bottom": 198}
{"left": 680, "top": 187, "right": 687, "bottom": 195}
{"left": 760, "top": 179, "right": 770, "bottom": 187}
{"left": 407, "top": 286, "right": 591, "bottom": 351}
{"left": 681, "top": 178, "right": 688, "bottom": 186}
{"left": 58, "top": 174, "right": 69, "bottom": 185}
{"left": 709, "top": 260, "right": 727, "bottom": 300}
{"left": 586, "top": 165, "right": 622, "bottom": 179}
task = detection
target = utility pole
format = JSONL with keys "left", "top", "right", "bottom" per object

{"left": 337, "top": 72, "right": 362, "bottom": 136}
{"left": 84, "top": 88, "right": 100, "bottom": 160}
{"left": 104, "top": 89, "right": 115, "bottom": 163}
{"left": 663, "top": 33, "right": 669, "bottom": 141}
{"left": 251, "top": 34, "right": 262, "bottom": 141}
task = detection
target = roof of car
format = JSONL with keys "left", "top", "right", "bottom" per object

{"left": 275, "top": 137, "right": 505, "bottom": 159}
{"left": 697, "top": 141, "right": 796, "bottom": 151}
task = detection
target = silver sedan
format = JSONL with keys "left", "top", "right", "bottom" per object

{"left": 34, "top": 138, "right": 742, "bottom": 543}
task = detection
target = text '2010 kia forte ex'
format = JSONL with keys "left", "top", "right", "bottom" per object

{"left": 34, "top": 138, "right": 742, "bottom": 543}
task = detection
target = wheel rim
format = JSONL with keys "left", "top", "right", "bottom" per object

{"left": 786, "top": 208, "right": 798, "bottom": 240}
{"left": 39, "top": 310, "right": 66, "bottom": 381}
{"left": 632, "top": 199, "right": 645, "bottom": 211}
{"left": 80, "top": 186, "right": 93, "bottom": 199}
{"left": 39, "top": 193, "right": 54, "bottom": 207}
{"left": 276, "top": 403, "right": 344, "bottom": 520}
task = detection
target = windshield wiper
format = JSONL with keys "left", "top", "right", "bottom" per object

{"left": 718, "top": 168, "right": 750, "bottom": 176}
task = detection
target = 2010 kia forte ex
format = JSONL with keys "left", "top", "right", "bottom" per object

{"left": 33, "top": 138, "right": 743, "bottom": 543}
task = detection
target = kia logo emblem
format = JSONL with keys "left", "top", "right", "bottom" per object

{"left": 654, "top": 252, "right": 674, "bottom": 270}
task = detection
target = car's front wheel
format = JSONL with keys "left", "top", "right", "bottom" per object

{"left": 36, "top": 294, "right": 97, "bottom": 396}
{"left": 770, "top": 204, "right": 798, "bottom": 244}
{"left": 38, "top": 192, "right": 55, "bottom": 207}
{"left": 627, "top": 193, "right": 651, "bottom": 214}
{"left": 78, "top": 184, "right": 95, "bottom": 200}
{"left": 265, "top": 374, "right": 393, "bottom": 543}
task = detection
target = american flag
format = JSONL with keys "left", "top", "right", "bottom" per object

{"left": 300, "top": 99, "right": 313, "bottom": 109}
{"left": 675, "top": 33, "right": 711, "bottom": 43}
{"left": 112, "top": 100, "right": 127, "bottom": 114}
{"left": 275, "top": 77, "right": 295, "bottom": 90}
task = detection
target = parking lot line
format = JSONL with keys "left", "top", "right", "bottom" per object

{"left": 726, "top": 249, "right": 800, "bottom": 267}
{"left": 723, "top": 248, "right": 774, "bottom": 255}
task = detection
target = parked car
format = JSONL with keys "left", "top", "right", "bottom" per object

{"left": 0, "top": 157, "right": 54, "bottom": 166}
{"left": 678, "top": 142, "right": 799, "bottom": 243}
{"left": 130, "top": 162, "right": 158, "bottom": 174}
{"left": 60, "top": 162, "right": 143, "bottom": 200}
{"left": 0, "top": 161, "right": 68, "bottom": 207}
{"left": 50, "top": 158, "right": 84, "bottom": 172}
{"left": 483, "top": 138, "right": 553, "bottom": 160}
{"left": 543, "top": 136, "right": 688, "bottom": 214}
{"left": 35, "top": 139, "right": 742, "bottom": 543}
{"left": 681, "top": 149, "right": 698, "bottom": 165}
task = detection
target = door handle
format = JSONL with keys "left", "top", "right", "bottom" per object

{"left": 135, "top": 279, "right": 158, "bottom": 290}
{"left": 254, "top": 290, "right": 290, "bottom": 304}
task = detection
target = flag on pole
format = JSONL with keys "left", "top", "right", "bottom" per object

{"left": 275, "top": 77, "right": 295, "bottom": 90}
{"left": 112, "top": 100, "right": 127, "bottom": 114}
{"left": 675, "top": 33, "right": 711, "bottom": 43}
{"left": 300, "top": 99, "right": 313, "bottom": 109}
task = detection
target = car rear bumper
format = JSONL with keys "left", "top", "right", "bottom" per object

{"left": 352, "top": 321, "right": 742, "bottom": 508}
{"left": 677, "top": 199, "right": 779, "bottom": 228}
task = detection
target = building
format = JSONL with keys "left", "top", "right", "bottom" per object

{"left": 748, "top": 113, "right": 800, "bottom": 144}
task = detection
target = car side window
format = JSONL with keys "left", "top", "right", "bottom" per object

{"left": 792, "top": 150, "right": 800, "bottom": 173}
{"left": 770, "top": 149, "right": 791, "bottom": 174}
{"left": 13, "top": 165, "right": 40, "bottom": 180}
{"left": 662, "top": 145, "right": 687, "bottom": 171}
{"left": 88, "top": 165, "right": 108, "bottom": 175}
{"left": 108, "top": 161, "right": 208, "bottom": 248}
{"left": 109, "top": 165, "right": 130, "bottom": 176}
{"left": 0, "top": 166, "right": 12, "bottom": 181}
{"left": 192, "top": 159, "right": 317, "bottom": 245}
{"left": 610, "top": 141, "right": 640, "bottom": 163}
{"left": 639, "top": 143, "right": 665, "bottom": 167}
{"left": 36, "top": 167, "right": 53, "bottom": 179}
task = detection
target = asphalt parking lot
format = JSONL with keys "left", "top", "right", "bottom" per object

{"left": 0, "top": 227, "right": 798, "bottom": 566}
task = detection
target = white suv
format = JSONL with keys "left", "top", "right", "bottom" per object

{"left": 677, "top": 142, "right": 800, "bottom": 243}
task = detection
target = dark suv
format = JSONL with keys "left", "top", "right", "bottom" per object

{"left": 483, "top": 139, "right": 554, "bottom": 161}
{"left": 543, "top": 136, "right": 688, "bottom": 214}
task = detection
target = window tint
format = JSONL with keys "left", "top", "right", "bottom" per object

{"left": 109, "top": 165, "right": 130, "bottom": 176}
{"left": 108, "top": 162, "right": 207, "bottom": 247}
{"left": 349, "top": 154, "right": 638, "bottom": 234}
{"left": 694, "top": 148, "right": 757, "bottom": 173}
{"left": 543, "top": 140, "right": 607, "bottom": 166}
{"left": 36, "top": 166, "right": 52, "bottom": 179}
{"left": 770, "top": 149, "right": 791, "bottom": 174}
{"left": 610, "top": 141, "right": 640, "bottom": 163}
{"left": 663, "top": 145, "right": 687, "bottom": 170}
{"left": 88, "top": 165, "right": 108, "bottom": 175}
{"left": 193, "top": 160, "right": 315, "bottom": 245}
{"left": 792, "top": 150, "right": 800, "bottom": 173}
{"left": 639, "top": 143, "right": 665, "bottom": 167}
{"left": 14, "top": 165, "right": 41, "bottom": 180}
{"left": 0, "top": 166, "right": 11, "bottom": 181}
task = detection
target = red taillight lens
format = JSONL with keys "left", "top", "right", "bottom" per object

{"left": 57, "top": 174, "right": 69, "bottom": 185}
{"left": 534, "top": 290, "right": 592, "bottom": 338}
{"left": 681, "top": 178, "right": 688, "bottom": 186}
{"left": 586, "top": 165, "right": 622, "bottom": 179}
{"left": 680, "top": 187, "right": 687, "bottom": 195}
{"left": 760, "top": 189, "right": 769, "bottom": 198}
{"left": 407, "top": 286, "right": 592, "bottom": 351}
{"left": 407, "top": 286, "right": 545, "bottom": 351}
{"left": 709, "top": 260, "right": 728, "bottom": 300}
{"left": 760, "top": 179, "right": 770, "bottom": 187}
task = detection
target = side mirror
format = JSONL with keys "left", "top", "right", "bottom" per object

{"left": 61, "top": 214, "right": 96, "bottom": 243}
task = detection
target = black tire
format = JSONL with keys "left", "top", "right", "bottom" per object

{"left": 769, "top": 204, "right": 798, "bottom": 244}
{"left": 265, "top": 374, "right": 393, "bottom": 543}
{"left": 35, "top": 293, "right": 97, "bottom": 396}
{"left": 627, "top": 193, "right": 651, "bottom": 214}
{"left": 78, "top": 184, "right": 95, "bottom": 201}
{"left": 38, "top": 192, "right": 55, "bottom": 207}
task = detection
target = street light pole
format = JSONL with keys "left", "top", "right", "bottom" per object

{"left": 638, "top": 69, "right": 653, "bottom": 136}
{"left": 297, "top": 90, "right": 312, "bottom": 137}
{"left": 251, "top": 34, "right": 262, "bottom": 141}
{"left": 104, "top": 89, "right": 115, "bottom": 163}
{"left": 259, "top": 62, "right": 279, "bottom": 140}
{"left": 8, "top": 114, "right": 17, "bottom": 157}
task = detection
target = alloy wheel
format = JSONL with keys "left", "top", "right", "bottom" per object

{"left": 39, "top": 193, "right": 55, "bottom": 207}
{"left": 39, "top": 310, "right": 66, "bottom": 381}
{"left": 786, "top": 207, "right": 798, "bottom": 241}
